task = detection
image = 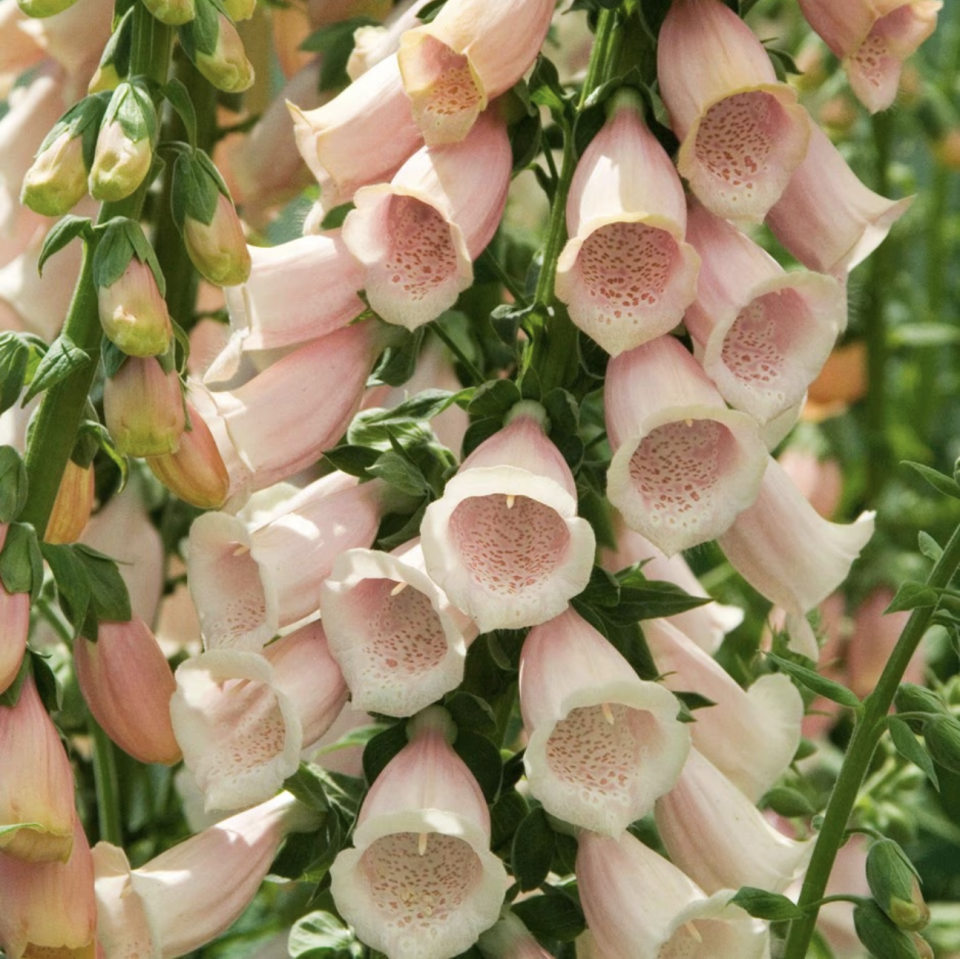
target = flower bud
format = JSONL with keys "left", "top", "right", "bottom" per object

{"left": 181, "top": 1, "right": 254, "bottom": 93}
{"left": 103, "top": 357, "right": 185, "bottom": 458}
{"left": 142, "top": 0, "right": 195, "bottom": 25}
{"left": 221, "top": 0, "right": 254, "bottom": 20}
{"left": 16, "top": 0, "right": 80, "bottom": 16}
{"left": 45, "top": 459, "right": 95, "bottom": 544}
{"left": 922, "top": 715, "right": 960, "bottom": 775}
{"left": 88, "top": 81, "right": 158, "bottom": 202}
{"left": 853, "top": 900, "right": 924, "bottom": 959}
{"left": 184, "top": 192, "right": 251, "bottom": 286}
{"left": 97, "top": 258, "right": 173, "bottom": 357}
{"left": 866, "top": 839, "right": 929, "bottom": 932}
{"left": 0, "top": 526, "right": 29, "bottom": 696}
{"left": 895, "top": 683, "right": 948, "bottom": 722}
{"left": 20, "top": 130, "right": 88, "bottom": 216}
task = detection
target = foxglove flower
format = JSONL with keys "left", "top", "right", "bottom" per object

{"left": 520, "top": 607, "right": 690, "bottom": 835}
{"left": 577, "top": 829, "right": 770, "bottom": 959}
{"left": 655, "top": 748, "right": 811, "bottom": 894}
{"left": 342, "top": 106, "right": 511, "bottom": 330}
{"left": 684, "top": 197, "right": 846, "bottom": 424}
{"left": 187, "top": 473, "right": 385, "bottom": 651}
{"left": 421, "top": 406, "right": 595, "bottom": 631}
{"left": 170, "top": 622, "right": 348, "bottom": 811}
{"left": 605, "top": 336, "right": 767, "bottom": 556}
{"left": 657, "top": 0, "right": 811, "bottom": 221}
{"left": 321, "top": 540, "right": 477, "bottom": 717}
{"left": 347, "top": 0, "right": 431, "bottom": 80}
{"left": 766, "top": 123, "right": 913, "bottom": 277}
{"left": 0, "top": 530, "right": 28, "bottom": 693}
{"left": 397, "top": 0, "right": 553, "bottom": 145}
{"left": 555, "top": 89, "right": 700, "bottom": 356}
{"left": 717, "top": 456, "right": 875, "bottom": 660}
{"left": 330, "top": 707, "right": 507, "bottom": 959}
{"left": 94, "top": 792, "right": 320, "bottom": 959}
{"left": 44, "top": 459, "right": 94, "bottom": 544}
{"left": 74, "top": 617, "right": 181, "bottom": 766}
{"left": 643, "top": 617, "right": 803, "bottom": 800}
{"left": 798, "top": 0, "right": 941, "bottom": 114}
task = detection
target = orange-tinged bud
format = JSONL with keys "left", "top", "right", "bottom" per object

{"left": 45, "top": 459, "right": 95, "bottom": 544}
{"left": 184, "top": 193, "right": 251, "bottom": 287}
{"left": 103, "top": 357, "right": 185, "bottom": 458}
{"left": 97, "top": 259, "right": 173, "bottom": 357}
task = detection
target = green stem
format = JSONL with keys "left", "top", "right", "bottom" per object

{"left": 783, "top": 519, "right": 960, "bottom": 959}
{"left": 89, "top": 714, "right": 124, "bottom": 846}
{"left": 478, "top": 248, "right": 529, "bottom": 308}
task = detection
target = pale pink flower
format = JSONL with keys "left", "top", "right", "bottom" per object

{"left": 642, "top": 617, "right": 803, "bottom": 800}
{"left": 684, "top": 197, "right": 846, "bottom": 424}
{"left": 0, "top": 524, "right": 29, "bottom": 693}
{"left": 397, "top": 0, "right": 553, "bottom": 145}
{"left": 520, "top": 608, "right": 690, "bottom": 835}
{"left": 555, "top": 90, "right": 700, "bottom": 356}
{"left": 0, "top": 672, "right": 76, "bottom": 863}
{"left": 0, "top": 0, "right": 45, "bottom": 94}
{"left": 777, "top": 446, "right": 844, "bottom": 519}
{"left": 576, "top": 829, "right": 770, "bottom": 959}
{"left": 330, "top": 707, "right": 507, "bottom": 959}
{"left": 17, "top": 0, "right": 113, "bottom": 85}
{"left": 170, "top": 622, "right": 347, "bottom": 811}
{"left": 45, "top": 459, "right": 94, "bottom": 545}
{"left": 74, "top": 617, "right": 181, "bottom": 766}
{"left": 799, "top": 0, "right": 941, "bottom": 113}
{"left": 605, "top": 336, "right": 767, "bottom": 556}
{"left": 657, "top": 0, "right": 811, "bottom": 222}
{"left": 97, "top": 258, "right": 174, "bottom": 358}
{"left": 0, "top": 817, "right": 96, "bottom": 959}
{"left": 846, "top": 587, "right": 919, "bottom": 700}
{"left": 187, "top": 473, "right": 384, "bottom": 651}
{"left": 420, "top": 407, "right": 595, "bottom": 631}
{"left": 342, "top": 106, "right": 511, "bottom": 330}
{"left": 766, "top": 123, "right": 913, "bottom": 277}
{"left": 655, "top": 749, "right": 811, "bottom": 894}
{"left": 321, "top": 540, "right": 478, "bottom": 717}
{"left": 717, "top": 456, "right": 875, "bottom": 660}
{"left": 290, "top": 53, "right": 422, "bottom": 211}
{"left": 347, "top": 0, "right": 431, "bottom": 80}
{"left": 94, "top": 792, "right": 320, "bottom": 959}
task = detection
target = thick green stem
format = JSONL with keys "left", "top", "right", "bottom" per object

{"left": 89, "top": 714, "right": 124, "bottom": 846}
{"left": 783, "top": 520, "right": 960, "bottom": 959}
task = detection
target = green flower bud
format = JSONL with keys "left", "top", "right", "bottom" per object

{"left": 97, "top": 260, "right": 173, "bottom": 357}
{"left": 143, "top": 0, "right": 196, "bottom": 25}
{"left": 895, "top": 683, "right": 949, "bottom": 719}
{"left": 221, "top": 0, "right": 255, "bottom": 20}
{"left": 179, "top": 1, "right": 254, "bottom": 93}
{"left": 88, "top": 81, "right": 158, "bottom": 202}
{"left": 853, "top": 901, "right": 923, "bottom": 959}
{"left": 104, "top": 357, "right": 185, "bottom": 458}
{"left": 20, "top": 130, "right": 88, "bottom": 216}
{"left": 17, "top": 0, "right": 78, "bottom": 17}
{"left": 866, "top": 839, "right": 929, "bottom": 932}
{"left": 923, "top": 714, "right": 960, "bottom": 775}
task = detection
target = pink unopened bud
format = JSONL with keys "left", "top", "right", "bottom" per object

{"left": 605, "top": 336, "right": 767, "bottom": 556}
{"left": 555, "top": 90, "right": 700, "bottom": 357}
{"left": 657, "top": 0, "right": 812, "bottom": 222}
{"left": 0, "top": 525, "right": 29, "bottom": 694}
{"left": 74, "top": 617, "right": 181, "bottom": 766}
{"left": 520, "top": 607, "right": 690, "bottom": 835}
{"left": 97, "top": 258, "right": 173, "bottom": 358}
{"left": 44, "top": 459, "right": 94, "bottom": 544}
{"left": 330, "top": 707, "right": 507, "bottom": 959}
{"left": 103, "top": 357, "right": 185, "bottom": 458}
{"left": 88, "top": 119, "right": 153, "bottom": 203}
{"left": 184, "top": 192, "right": 251, "bottom": 287}
{"left": 20, "top": 128, "right": 88, "bottom": 217}
{"left": 0, "top": 672, "right": 76, "bottom": 863}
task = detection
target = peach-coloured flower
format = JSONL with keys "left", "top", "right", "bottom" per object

{"left": 103, "top": 357, "right": 185, "bottom": 457}
{"left": 321, "top": 540, "right": 477, "bottom": 717}
{"left": 684, "top": 197, "right": 846, "bottom": 424}
{"left": 555, "top": 90, "right": 700, "bottom": 356}
{"left": 605, "top": 336, "right": 767, "bottom": 556}
{"left": 343, "top": 105, "right": 511, "bottom": 330}
{"left": 74, "top": 617, "right": 181, "bottom": 766}
{"left": 520, "top": 607, "right": 690, "bottom": 835}
{"left": 183, "top": 192, "right": 251, "bottom": 288}
{"left": 44, "top": 459, "right": 94, "bottom": 544}
{"left": 777, "top": 446, "right": 844, "bottom": 519}
{"left": 0, "top": 526, "right": 28, "bottom": 694}
{"left": 330, "top": 707, "right": 507, "bottom": 959}
{"left": 397, "top": 0, "right": 553, "bottom": 145}
{"left": 657, "top": 0, "right": 811, "bottom": 221}
{"left": 421, "top": 407, "right": 595, "bottom": 631}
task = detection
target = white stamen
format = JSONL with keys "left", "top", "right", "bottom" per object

{"left": 505, "top": 494, "right": 516, "bottom": 510}
{"left": 232, "top": 543, "right": 251, "bottom": 556}
{"left": 418, "top": 832, "right": 429, "bottom": 856}
{"left": 684, "top": 921, "right": 703, "bottom": 943}
{"left": 390, "top": 580, "right": 409, "bottom": 596}
{"left": 601, "top": 702, "right": 616, "bottom": 725}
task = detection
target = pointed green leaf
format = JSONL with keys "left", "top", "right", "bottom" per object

{"left": 769, "top": 654, "right": 862, "bottom": 708}
{"left": 730, "top": 887, "right": 804, "bottom": 921}
{"left": 0, "top": 332, "right": 29, "bottom": 414}
{"left": 0, "top": 446, "right": 27, "bottom": 524}
{"left": 512, "top": 891, "right": 585, "bottom": 942}
{"left": 918, "top": 531, "right": 943, "bottom": 563}
{"left": 903, "top": 461, "right": 960, "bottom": 500}
{"left": 22, "top": 335, "right": 92, "bottom": 404}
{"left": 888, "top": 716, "right": 939, "bottom": 789}
{"left": 0, "top": 522, "right": 43, "bottom": 601}
{"left": 511, "top": 807, "right": 555, "bottom": 891}
{"left": 37, "top": 215, "right": 92, "bottom": 275}
{"left": 885, "top": 582, "right": 940, "bottom": 614}
{"left": 163, "top": 78, "right": 198, "bottom": 149}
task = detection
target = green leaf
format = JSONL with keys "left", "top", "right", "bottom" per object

{"left": 454, "top": 728, "right": 502, "bottom": 803}
{"left": 902, "top": 461, "right": 960, "bottom": 500}
{"left": 171, "top": 150, "right": 220, "bottom": 227}
{"left": 490, "top": 789, "right": 529, "bottom": 851}
{"left": 730, "top": 887, "right": 804, "bottom": 921}
{"left": 0, "top": 446, "right": 28, "bottom": 524}
{"left": 605, "top": 581, "right": 710, "bottom": 624}
{"left": 367, "top": 451, "right": 432, "bottom": 497}
{"left": 0, "top": 822, "right": 45, "bottom": 839}
{"left": 769, "top": 654, "right": 862, "bottom": 709}
{"left": 922, "top": 715, "right": 960, "bottom": 776}
{"left": 0, "top": 522, "right": 43, "bottom": 601}
{"left": 512, "top": 891, "right": 585, "bottom": 942}
{"left": 885, "top": 582, "right": 940, "bottom": 614}
{"left": 323, "top": 444, "right": 381, "bottom": 476}
{"left": 445, "top": 691, "right": 498, "bottom": 738}
{"left": 367, "top": 327, "right": 424, "bottom": 388}
{"left": 511, "top": 807, "right": 555, "bottom": 891}
{"left": 467, "top": 378, "right": 521, "bottom": 419}
{"left": 918, "top": 531, "right": 943, "bottom": 562}
{"left": 528, "top": 55, "right": 569, "bottom": 117}
{"left": 22, "top": 335, "right": 92, "bottom": 405}
{"left": 673, "top": 690, "right": 717, "bottom": 716}
{"left": 320, "top": 201, "right": 355, "bottom": 231}
{"left": 163, "top": 78, "right": 197, "bottom": 149}
{"left": 289, "top": 911, "right": 360, "bottom": 959}
{"left": 179, "top": 0, "right": 220, "bottom": 57}
{"left": 41, "top": 542, "right": 92, "bottom": 638}
{"left": 762, "top": 786, "right": 817, "bottom": 818}
{"left": 283, "top": 762, "right": 331, "bottom": 813}
{"left": 299, "top": 17, "right": 380, "bottom": 91}
{"left": 415, "top": 0, "right": 447, "bottom": 22}
{"left": 37, "top": 215, "right": 92, "bottom": 275}
{"left": 362, "top": 721, "right": 408, "bottom": 786}
{"left": 0, "top": 332, "right": 29, "bottom": 414}
{"left": 73, "top": 544, "right": 132, "bottom": 624}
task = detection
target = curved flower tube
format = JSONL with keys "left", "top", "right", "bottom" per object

{"left": 519, "top": 607, "right": 690, "bottom": 835}
{"left": 605, "top": 336, "right": 767, "bottom": 556}
{"left": 0, "top": 525, "right": 28, "bottom": 694}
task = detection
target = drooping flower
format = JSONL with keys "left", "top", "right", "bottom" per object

{"left": 0, "top": 528, "right": 29, "bottom": 693}
{"left": 330, "top": 707, "right": 507, "bottom": 959}
{"left": 657, "top": 0, "right": 811, "bottom": 221}
{"left": 555, "top": 89, "right": 701, "bottom": 357}
{"left": 103, "top": 357, "right": 185, "bottom": 458}
{"left": 44, "top": 459, "right": 94, "bottom": 544}
{"left": 420, "top": 405, "right": 596, "bottom": 631}
{"left": 96, "top": 257, "right": 174, "bottom": 358}
{"left": 520, "top": 607, "right": 690, "bottom": 835}
{"left": 605, "top": 335, "right": 767, "bottom": 556}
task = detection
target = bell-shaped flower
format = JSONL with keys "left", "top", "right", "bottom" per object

{"left": 576, "top": 829, "right": 770, "bottom": 959}
{"left": 605, "top": 336, "right": 768, "bottom": 556}
{"left": 421, "top": 405, "right": 595, "bottom": 632}
{"left": 342, "top": 105, "right": 511, "bottom": 330}
{"left": 717, "top": 456, "right": 875, "bottom": 660}
{"left": 330, "top": 707, "right": 507, "bottom": 959}
{"left": 44, "top": 460, "right": 95, "bottom": 544}
{"left": 94, "top": 792, "right": 320, "bottom": 959}
{"left": 519, "top": 607, "right": 690, "bottom": 835}
{"left": 0, "top": 671, "right": 76, "bottom": 862}
{"left": 290, "top": 53, "right": 422, "bottom": 212}
{"left": 643, "top": 617, "right": 802, "bottom": 800}
{"left": 601, "top": 518, "right": 742, "bottom": 654}
{"left": 97, "top": 258, "right": 174, "bottom": 358}
{"left": 798, "top": 0, "right": 941, "bottom": 114}
{"left": 766, "top": 123, "right": 913, "bottom": 277}
{"left": 74, "top": 617, "right": 181, "bottom": 766}
{"left": 0, "top": 817, "right": 96, "bottom": 959}
{"left": 778, "top": 445, "right": 843, "bottom": 519}
{"left": 321, "top": 540, "right": 478, "bottom": 717}
{"left": 655, "top": 748, "right": 811, "bottom": 894}
{"left": 170, "top": 621, "right": 348, "bottom": 811}
{"left": 0, "top": 587, "right": 28, "bottom": 696}
{"left": 397, "top": 0, "right": 553, "bottom": 145}
{"left": 657, "top": 0, "right": 811, "bottom": 222}
{"left": 555, "top": 89, "right": 700, "bottom": 357}
{"left": 104, "top": 357, "right": 185, "bottom": 458}
{"left": 187, "top": 473, "right": 386, "bottom": 651}
{"left": 684, "top": 197, "right": 846, "bottom": 424}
